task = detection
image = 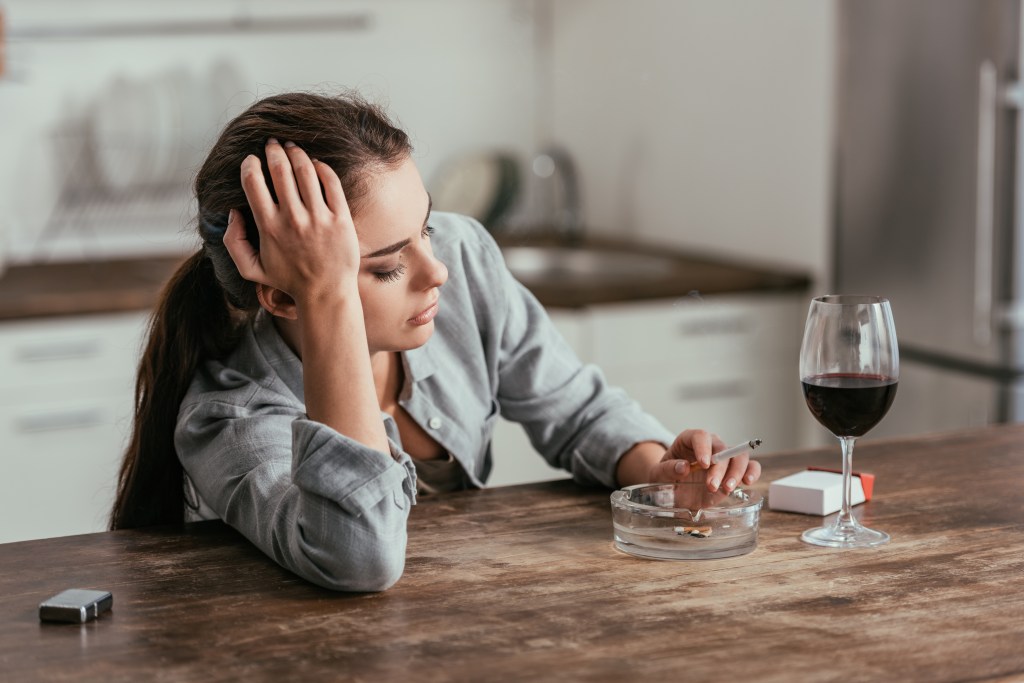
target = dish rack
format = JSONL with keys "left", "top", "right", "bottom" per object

{"left": 32, "top": 59, "right": 248, "bottom": 259}
{"left": 38, "top": 117, "right": 196, "bottom": 254}
{"left": 1, "top": 9, "right": 372, "bottom": 261}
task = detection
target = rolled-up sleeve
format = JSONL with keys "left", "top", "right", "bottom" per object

{"left": 177, "top": 397, "right": 416, "bottom": 592}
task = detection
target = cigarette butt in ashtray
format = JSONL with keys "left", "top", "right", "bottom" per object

{"left": 674, "top": 526, "right": 713, "bottom": 538}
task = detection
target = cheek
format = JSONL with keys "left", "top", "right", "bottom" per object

{"left": 358, "top": 282, "right": 403, "bottom": 334}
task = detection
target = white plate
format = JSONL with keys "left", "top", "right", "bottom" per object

{"left": 146, "top": 73, "right": 176, "bottom": 186}
{"left": 158, "top": 68, "right": 196, "bottom": 184}
{"left": 431, "top": 153, "right": 505, "bottom": 221}
{"left": 91, "top": 75, "right": 158, "bottom": 193}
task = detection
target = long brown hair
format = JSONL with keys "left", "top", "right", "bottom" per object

{"left": 110, "top": 92, "right": 412, "bottom": 529}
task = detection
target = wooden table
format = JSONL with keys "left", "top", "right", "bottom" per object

{"left": 1, "top": 425, "right": 1023, "bottom": 682}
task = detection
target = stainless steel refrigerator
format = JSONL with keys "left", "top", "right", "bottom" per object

{"left": 835, "top": 0, "right": 1024, "bottom": 437}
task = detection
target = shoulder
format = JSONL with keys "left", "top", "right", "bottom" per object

{"left": 429, "top": 211, "right": 505, "bottom": 268}
{"left": 429, "top": 210, "right": 490, "bottom": 240}
{"left": 179, "top": 316, "right": 300, "bottom": 419}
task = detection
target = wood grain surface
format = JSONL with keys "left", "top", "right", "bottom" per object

{"left": 0, "top": 424, "right": 1022, "bottom": 682}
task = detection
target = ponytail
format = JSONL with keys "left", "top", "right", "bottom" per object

{"left": 110, "top": 250, "right": 243, "bottom": 529}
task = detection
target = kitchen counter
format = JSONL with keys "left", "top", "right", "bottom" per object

{"left": 496, "top": 234, "right": 810, "bottom": 308}
{"left": 0, "top": 237, "right": 808, "bottom": 320}
{"left": 0, "top": 256, "right": 186, "bottom": 321}
{"left": 1, "top": 424, "right": 1021, "bottom": 681}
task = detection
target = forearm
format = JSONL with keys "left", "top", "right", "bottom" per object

{"left": 178, "top": 396, "right": 415, "bottom": 592}
{"left": 297, "top": 291, "right": 389, "bottom": 454}
{"left": 274, "top": 431, "right": 412, "bottom": 592}
{"left": 615, "top": 441, "right": 668, "bottom": 486}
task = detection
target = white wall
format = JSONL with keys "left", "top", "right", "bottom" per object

{"left": 0, "top": 0, "right": 539, "bottom": 262}
{"left": 547, "top": 0, "right": 835, "bottom": 286}
{"left": 0, "top": 0, "right": 835, "bottom": 284}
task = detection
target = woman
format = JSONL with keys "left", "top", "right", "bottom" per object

{"left": 110, "top": 92, "right": 761, "bottom": 591}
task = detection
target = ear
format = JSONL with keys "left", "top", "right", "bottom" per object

{"left": 255, "top": 284, "right": 299, "bottom": 320}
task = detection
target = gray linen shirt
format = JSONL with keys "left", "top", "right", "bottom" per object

{"left": 175, "top": 212, "right": 674, "bottom": 591}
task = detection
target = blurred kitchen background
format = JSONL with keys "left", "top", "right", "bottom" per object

{"left": 1, "top": 0, "right": 1019, "bottom": 541}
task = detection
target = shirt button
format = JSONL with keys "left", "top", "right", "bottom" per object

{"left": 428, "top": 417, "right": 443, "bottom": 430}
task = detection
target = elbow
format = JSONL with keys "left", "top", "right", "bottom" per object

{"left": 324, "top": 548, "right": 405, "bottom": 593}
{"left": 295, "top": 530, "right": 408, "bottom": 593}
{"left": 277, "top": 483, "right": 414, "bottom": 592}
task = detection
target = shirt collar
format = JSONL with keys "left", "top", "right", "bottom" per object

{"left": 252, "top": 310, "right": 305, "bottom": 401}
{"left": 401, "top": 338, "right": 439, "bottom": 391}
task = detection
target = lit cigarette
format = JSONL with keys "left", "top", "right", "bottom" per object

{"left": 708, "top": 438, "right": 762, "bottom": 465}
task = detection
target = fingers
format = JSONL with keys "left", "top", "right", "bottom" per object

{"left": 666, "top": 430, "right": 762, "bottom": 493}
{"left": 249, "top": 139, "right": 320, "bottom": 231}
{"left": 239, "top": 153, "right": 278, "bottom": 232}
{"left": 264, "top": 138, "right": 303, "bottom": 214}
{"left": 242, "top": 140, "right": 342, "bottom": 229}
{"left": 709, "top": 456, "right": 747, "bottom": 494}
{"left": 689, "top": 430, "right": 714, "bottom": 468}
{"left": 707, "top": 455, "right": 762, "bottom": 493}
{"left": 314, "top": 159, "right": 352, "bottom": 221}
{"left": 222, "top": 209, "right": 266, "bottom": 284}
{"left": 667, "top": 429, "right": 717, "bottom": 469}
{"left": 741, "top": 458, "right": 762, "bottom": 486}
{"left": 652, "top": 457, "right": 697, "bottom": 483}
{"left": 281, "top": 142, "right": 330, "bottom": 216}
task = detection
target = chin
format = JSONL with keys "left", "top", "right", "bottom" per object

{"left": 385, "top": 323, "right": 435, "bottom": 352}
{"left": 407, "top": 322, "right": 435, "bottom": 348}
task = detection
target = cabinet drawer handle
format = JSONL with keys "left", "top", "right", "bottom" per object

{"left": 16, "top": 339, "right": 102, "bottom": 363}
{"left": 678, "top": 317, "right": 750, "bottom": 337}
{"left": 676, "top": 380, "right": 748, "bottom": 401}
{"left": 14, "top": 408, "right": 106, "bottom": 433}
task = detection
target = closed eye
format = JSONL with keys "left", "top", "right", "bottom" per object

{"left": 373, "top": 263, "right": 407, "bottom": 283}
{"left": 371, "top": 226, "right": 433, "bottom": 283}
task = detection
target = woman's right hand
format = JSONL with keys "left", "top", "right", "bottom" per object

{"left": 223, "top": 138, "right": 360, "bottom": 305}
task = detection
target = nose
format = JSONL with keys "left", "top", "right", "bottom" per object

{"left": 414, "top": 250, "right": 448, "bottom": 291}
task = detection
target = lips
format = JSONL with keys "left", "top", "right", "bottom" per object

{"left": 408, "top": 300, "right": 439, "bottom": 326}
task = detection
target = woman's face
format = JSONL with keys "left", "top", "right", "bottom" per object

{"left": 354, "top": 157, "right": 448, "bottom": 355}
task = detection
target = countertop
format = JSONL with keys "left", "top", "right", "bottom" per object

{"left": 495, "top": 234, "right": 811, "bottom": 308}
{"left": 0, "top": 238, "right": 809, "bottom": 320}
{"left": 1, "top": 424, "right": 1021, "bottom": 682}
{"left": 0, "top": 256, "right": 186, "bottom": 321}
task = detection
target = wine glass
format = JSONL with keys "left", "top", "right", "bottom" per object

{"left": 799, "top": 295, "right": 899, "bottom": 548}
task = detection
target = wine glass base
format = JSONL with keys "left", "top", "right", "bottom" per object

{"left": 801, "top": 524, "right": 890, "bottom": 548}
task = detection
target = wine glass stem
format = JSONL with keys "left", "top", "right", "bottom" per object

{"left": 837, "top": 436, "right": 859, "bottom": 530}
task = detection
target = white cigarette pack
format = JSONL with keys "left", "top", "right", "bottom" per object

{"left": 768, "top": 470, "right": 868, "bottom": 516}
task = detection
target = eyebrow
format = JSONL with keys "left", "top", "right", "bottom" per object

{"left": 361, "top": 194, "right": 433, "bottom": 259}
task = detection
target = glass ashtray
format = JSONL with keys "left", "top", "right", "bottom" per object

{"left": 610, "top": 482, "right": 764, "bottom": 560}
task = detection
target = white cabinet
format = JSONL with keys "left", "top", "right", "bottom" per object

{"left": 0, "top": 312, "right": 148, "bottom": 543}
{"left": 488, "top": 310, "right": 580, "bottom": 487}
{"left": 488, "top": 292, "right": 805, "bottom": 487}
{"left": 589, "top": 293, "right": 804, "bottom": 449}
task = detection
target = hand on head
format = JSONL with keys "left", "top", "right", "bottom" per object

{"left": 222, "top": 139, "right": 361, "bottom": 309}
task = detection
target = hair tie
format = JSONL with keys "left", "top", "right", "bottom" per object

{"left": 199, "top": 211, "right": 230, "bottom": 241}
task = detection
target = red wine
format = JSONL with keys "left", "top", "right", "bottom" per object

{"left": 801, "top": 373, "right": 898, "bottom": 437}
